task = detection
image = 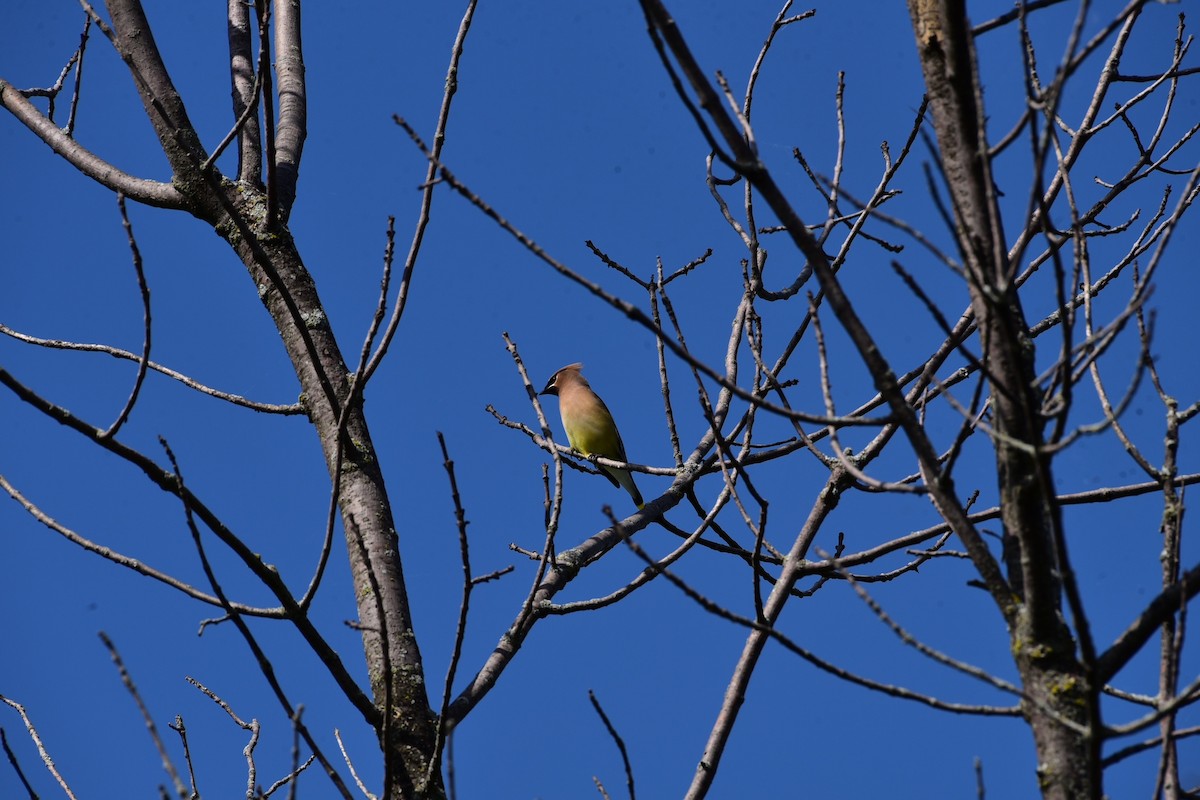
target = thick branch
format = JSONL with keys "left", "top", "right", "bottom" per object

{"left": 0, "top": 79, "right": 183, "bottom": 208}
{"left": 685, "top": 468, "right": 853, "bottom": 800}
{"left": 445, "top": 490, "right": 669, "bottom": 725}
{"left": 1097, "top": 559, "right": 1200, "bottom": 683}
{"left": 103, "top": 0, "right": 209, "bottom": 190}
{"left": 272, "top": 0, "right": 306, "bottom": 218}
{"left": 226, "top": 0, "right": 262, "bottom": 184}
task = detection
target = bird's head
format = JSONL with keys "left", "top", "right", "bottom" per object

{"left": 540, "top": 362, "right": 585, "bottom": 396}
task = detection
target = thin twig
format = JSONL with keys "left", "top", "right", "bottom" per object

{"left": 588, "top": 690, "right": 636, "bottom": 800}
{"left": 98, "top": 632, "right": 187, "bottom": 798}
{"left": 100, "top": 193, "right": 152, "bottom": 440}
{"left": 0, "top": 695, "right": 78, "bottom": 800}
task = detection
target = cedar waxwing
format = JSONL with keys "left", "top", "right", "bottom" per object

{"left": 540, "top": 363, "right": 644, "bottom": 509}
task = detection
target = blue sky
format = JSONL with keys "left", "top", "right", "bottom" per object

{"left": 2, "top": 2, "right": 1199, "bottom": 798}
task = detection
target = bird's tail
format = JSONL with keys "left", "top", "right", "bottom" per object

{"left": 609, "top": 467, "right": 644, "bottom": 509}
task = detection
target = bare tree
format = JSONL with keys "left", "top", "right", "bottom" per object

{"left": 2, "top": 1, "right": 463, "bottom": 796}
{"left": 2, "top": 1, "right": 1198, "bottom": 798}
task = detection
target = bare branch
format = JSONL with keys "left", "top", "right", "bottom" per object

{"left": 334, "top": 729, "right": 378, "bottom": 800}
{"left": 100, "top": 193, "right": 152, "bottom": 440}
{"left": 0, "top": 367, "right": 378, "bottom": 725}
{"left": 0, "top": 727, "right": 40, "bottom": 800}
{"left": 101, "top": 0, "right": 210, "bottom": 184}
{"left": 588, "top": 690, "right": 636, "bottom": 800}
{"left": 167, "top": 442, "right": 356, "bottom": 800}
{"left": 0, "top": 695, "right": 78, "bottom": 800}
{"left": 225, "top": 0, "right": 262, "bottom": 183}
{"left": 625, "top": 538, "right": 1020, "bottom": 718}
{"left": 0, "top": 323, "right": 302, "bottom": 414}
{"left": 0, "top": 79, "right": 184, "bottom": 207}
{"left": 272, "top": 0, "right": 306, "bottom": 217}
{"left": 0, "top": 474, "right": 283, "bottom": 616}
{"left": 99, "top": 632, "right": 187, "bottom": 798}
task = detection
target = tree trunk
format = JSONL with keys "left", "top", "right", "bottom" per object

{"left": 98, "top": 1, "right": 445, "bottom": 793}
{"left": 906, "top": 2, "right": 1101, "bottom": 797}
{"left": 215, "top": 187, "right": 444, "bottom": 798}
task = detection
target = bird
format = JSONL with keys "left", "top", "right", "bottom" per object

{"left": 540, "top": 363, "right": 644, "bottom": 509}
